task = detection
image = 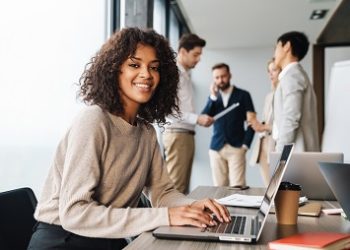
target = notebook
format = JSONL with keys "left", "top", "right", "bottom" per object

{"left": 268, "top": 232, "right": 350, "bottom": 250}
{"left": 270, "top": 202, "right": 322, "bottom": 217}
{"left": 153, "top": 144, "right": 294, "bottom": 243}
{"left": 269, "top": 152, "right": 343, "bottom": 200}
{"left": 318, "top": 162, "right": 350, "bottom": 220}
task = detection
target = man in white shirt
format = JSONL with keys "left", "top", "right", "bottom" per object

{"left": 163, "top": 34, "right": 213, "bottom": 194}
{"left": 273, "top": 31, "right": 319, "bottom": 152}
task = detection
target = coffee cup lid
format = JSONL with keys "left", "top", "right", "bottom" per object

{"left": 278, "top": 181, "right": 301, "bottom": 191}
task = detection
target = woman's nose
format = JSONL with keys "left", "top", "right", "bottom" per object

{"left": 139, "top": 66, "right": 152, "bottom": 79}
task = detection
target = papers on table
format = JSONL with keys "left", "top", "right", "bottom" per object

{"left": 213, "top": 102, "right": 240, "bottom": 121}
{"left": 322, "top": 208, "right": 344, "bottom": 215}
{"left": 216, "top": 193, "right": 308, "bottom": 208}
{"left": 298, "top": 196, "right": 309, "bottom": 205}
{"left": 216, "top": 194, "right": 263, "bottom": 208}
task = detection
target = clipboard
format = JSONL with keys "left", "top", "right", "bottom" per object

{"left": 213, "top": 102, "right": 240, "bottom": 121}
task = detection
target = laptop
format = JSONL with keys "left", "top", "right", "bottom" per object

{"left": 319, "top": 162, "right": 350, "bottom": 219}
{"left": 269, "top": 152, "right": 343, "bottom": 200}
{"left": 153, "top": 144, "right": 294, "bottom": 243}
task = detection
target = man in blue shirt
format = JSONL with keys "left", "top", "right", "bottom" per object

{"left": 202, "top": 63, "right": 255, "bottom": 186}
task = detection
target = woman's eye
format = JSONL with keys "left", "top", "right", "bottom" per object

{"left": 129, "top": 63, "right": 139, "bottom": 68}
{"left": 150, "top": 66, "right": 160, "bottom": 71}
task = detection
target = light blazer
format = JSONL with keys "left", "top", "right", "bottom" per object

{"left": 250, "top": 90, "right": 275, "bottom": 165}
{"left": 273, "top": 63, "right": 320, "bottom": 152}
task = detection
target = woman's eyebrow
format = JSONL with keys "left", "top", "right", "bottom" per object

{"left": 129, "top": 56, "right": 160, "bottom": 63}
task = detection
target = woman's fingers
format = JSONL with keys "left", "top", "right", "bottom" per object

{"left": 191, "top": 199, "right": 231, "bottom": 223}
{"left": 168, "top": 206, "right": 215, "bottom": 228}
{"left": 214, "top": 200, "right": 231, "bottom": 222}
{"left": 168, "top": 199, "right": 232, "bottom": 228}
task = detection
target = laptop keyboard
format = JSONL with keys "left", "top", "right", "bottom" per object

{"left": 204, "top": 216, "right": 246, "bottom": 234}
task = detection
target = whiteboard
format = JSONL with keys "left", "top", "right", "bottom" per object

{"left": 322, "top": 60, "right": 350, "bottom": 162}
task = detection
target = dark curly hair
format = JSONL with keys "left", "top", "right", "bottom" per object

{"left": 79, "top": 27, "right": 179, "bottom": 125}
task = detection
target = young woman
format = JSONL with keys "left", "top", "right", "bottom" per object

{"left": 250, "top": 59, "right": 281, "bottom": 186}
{"left": 27, "top": 28, "right": 230, "bottom": 250}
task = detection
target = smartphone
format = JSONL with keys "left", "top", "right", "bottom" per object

{"left": 227, "top": 185, "right": 250, "bottom": 190}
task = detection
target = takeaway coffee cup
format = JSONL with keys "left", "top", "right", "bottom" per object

{"left": 274, "top": 182, "right": 301, "bottom": 225}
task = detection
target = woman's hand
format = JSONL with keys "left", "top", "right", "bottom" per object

{"left": 191, "top": 199, "right": 231, "bottom": 223}
{"left": 168, "top": 199, "right": 231, "bottom": 228}
{"left": 250, "top": 119, "right": 266, "bottom": 132}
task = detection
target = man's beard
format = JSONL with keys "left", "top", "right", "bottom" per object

{"left": 218, "top": 82, "right": 230, "bottom": 91}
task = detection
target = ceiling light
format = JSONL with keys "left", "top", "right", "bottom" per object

{"left": 310, "top": 9, "right": 329, "bottom": 20}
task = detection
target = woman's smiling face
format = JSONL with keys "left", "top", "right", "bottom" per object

{"left": 118, "top": 43, "right": 160, "bottom": 110}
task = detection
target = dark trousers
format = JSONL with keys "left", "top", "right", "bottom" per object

{"left": 27, "top": 222, "right": 128, "bottom": 250}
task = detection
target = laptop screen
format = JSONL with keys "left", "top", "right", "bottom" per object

{"left": 256, "top": 144, "right": 294, "bottom": 239}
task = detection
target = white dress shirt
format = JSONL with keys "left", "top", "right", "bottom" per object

{"left": 210, "top": 85, "right": 233, "bottom": 108}
{"left": 165, "top": 63, "right": 198, "bottom": 131}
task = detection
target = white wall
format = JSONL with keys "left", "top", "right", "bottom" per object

{"left": 324, "top": 46, "right": 350, "bottom": 123}
{"left": 322, "top": 47, "right": 350, "bottom": 159}
{"left": 322, "top": 60, "right": 350, "bottom": 161}
{"left": 188, "top": 46, "right": 312, "bottom": 191}
{"left": 0, "top": 0, "right": 106, "bottom": 196}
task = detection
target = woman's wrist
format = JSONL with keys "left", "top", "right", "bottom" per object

{"left": 264, "top": 124, "right": 272, "bottom": 133}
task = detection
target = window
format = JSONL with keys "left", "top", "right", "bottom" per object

{"left": 0, "top": 0, "right": 107, "bottom": 195}
{"left": 153, "top": 0, "right": 166, "bottom": 35}
{"left": 166, "top": 0, "right": 191, "bottom": 50}
{"left": 168, "top": 7, "right": 180, "bottom": 50}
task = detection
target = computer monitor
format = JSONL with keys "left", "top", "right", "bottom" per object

{"left": 269, "top": 152, "right": 343, "bottom": 200}
{"left": 319, "top": 162, "right": 350, "bottom": 219}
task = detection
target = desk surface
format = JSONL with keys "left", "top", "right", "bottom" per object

{"left": 125, "top": 186, "right": 350, "bottom": 250}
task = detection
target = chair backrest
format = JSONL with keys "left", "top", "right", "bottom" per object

{"left": 0, "top": 187, "right": 37, "bottom": 250}
{"left": 138, "top": 193, "right": 152, "bottom": 208}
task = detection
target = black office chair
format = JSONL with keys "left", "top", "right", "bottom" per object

{"left": 137, "top": 193, "right": 152, "bottom": 208}
{"left": 0, "top": 187, "right": 37, "bottom": 250}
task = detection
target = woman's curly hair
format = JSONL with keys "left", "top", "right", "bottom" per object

{"left": 78, "top": 27, "right": 179, "bottom": 125}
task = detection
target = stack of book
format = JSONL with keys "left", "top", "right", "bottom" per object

{"left": 268, "top": 232, "right": 350, "bottom": 250}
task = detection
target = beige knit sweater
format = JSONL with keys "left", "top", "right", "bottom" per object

{"left": 34, "top": 105, "right": 195, "bottom": 238}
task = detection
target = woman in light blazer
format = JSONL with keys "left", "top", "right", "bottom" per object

{"left": 250, "top": 59, "right": 281, "bottom": 186}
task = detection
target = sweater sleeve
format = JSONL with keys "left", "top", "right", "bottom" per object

{"left": 57, "top": 112, "right": 181, "bottom": 238}
{"left": 143, "top": 128, "right": 196, "bottom": 207}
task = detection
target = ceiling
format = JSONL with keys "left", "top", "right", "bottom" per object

{"left": 177, "top": 0, "right": 342, "bottom": 49}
